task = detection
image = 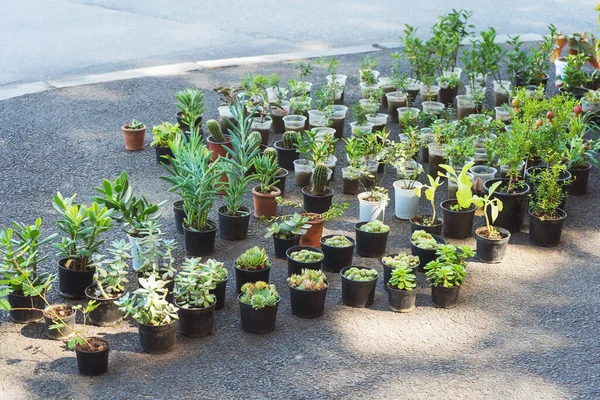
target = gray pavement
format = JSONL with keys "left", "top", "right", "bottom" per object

{"left": 1, "top": 51, "right": 600, "bottom": 399}
{"left": 1, "top": 0, "right": 598, "bottom": 85}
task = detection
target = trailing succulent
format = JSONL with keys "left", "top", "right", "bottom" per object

{"left": 288, "top": 269, "right": 328, "bottom": 291}
{"left": 235, "top": 247, "right": 270, "bottom": 270}
{"left": 343, "top": 267, "right": 378, "bottom": 281}
{"left": 240, "top": 281, "right": 279, "bottom": 310}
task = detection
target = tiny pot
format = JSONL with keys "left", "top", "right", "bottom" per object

{"left": 387, "top": 286, "right": 417, "bottom": 313}
{"left": 286, "top": 246, "right": 323, "bottom": 277}
{"left": 58, "top": 260, "right": 96, "bottom": 299}
{"left": 441, "top": 200, "right": 476, "bottom": 239}
{"left": 44, "top": 304, "right": 76, "bottom": 340}
{"left": 183, "top": 221, "right": 217, "bottom": 256}
{"left": 475, "top": 226, "right": 511, "bottom": 263}
{"left": 235, "top": 265, "right": 271, "bottom": 294}
{"left": 7, "top": 292, "right": 44, "bottom": 323}
{"left": 320, "top": 235, "right": 355, "bottom": 272}
{"left": 299, "top": 213, "right": 325, "bottom": 247}
{"left": 173, "top": 200, "right": 185, "bottom": 234}
{"left": 210, "top": 279, "right": 227, "bottom": 310}
{"left": 340, "top": 266, "right": 377, "bottom": 308}
{"left": 409, "top": 215, "right": 443, "bottom": 236}
{"left": 528, "top": 208, "right": 567, "bottom": 247}
{"left": 567, "top": 163, "right": 592, "bottom": 195}
{"left": 302, "top": 186, "right": 334, "bottom": 215}
{"left": 274, "top": 141, "right": 299, "bottom": 170}
{"left": 289, "top": 284, "right": 327, "bottom": 318}
{"left": 218, "top": 206, "right": 250, "bottom": 241}
{"left": 274, "top": 235, "right": 301, "bottom": 259}
{"left": 393, "top": 180, "right": 422, "bottom": 220}
{"left": 411, "top": 234, "right": 446, "bottom": 272}
{"left": 121, "top": 124, "right": 146, "bottom": 151}
{"left": 253, "top": 186, "right": 281, "bottom": 219}
{"left": 138, "top": 321, "right": 177, "bottom": 354}
{"left": 75, "top": 338, "right": 109, "bottom": 376}
{"left": 355, "top": 222, "right": 389, "bottom": 258}
{"left": 154, "top": 146, "right": 173, "bottom": 165}
{"left": 484, "top": 179, "right": 530, "bottom": 233}
{"left": 239, "top": 296, "right": 279, "bottom": 334}
{"left": 431, "top": 285, "right": 461, "bottom": 308}
{"left": 85, "top": 286, "right": 125, "bottom": 327}
{"left": 176, "top": 302, "right": 216, "bottom": 337}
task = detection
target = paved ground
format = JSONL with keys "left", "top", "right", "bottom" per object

{"left": 1, "top": 0, "right": 598, "bottom": 85}
{"left": 1, "top": 52, "right": 600, "bottom": 399}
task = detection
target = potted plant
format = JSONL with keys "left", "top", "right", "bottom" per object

{"left": 86, "top": 240, "right": 131, "bottom": 327}
{"left": 264, "top": 213, "right": 311, "bottom": 258}
{"left": 340, "top": 267, "right": 378, "bottom": 308}
{"left": 411, "top": 175, "right": 444, "bottom": 235}
{"left": 389, "top": 131, "right": 424, "bottom": 219}
{"left": 558, "top": 54, "right": 592, "bottom": 99}
{"left": 286, "top": 246, "right": 323, "bottom": 277}
{"left": 437, "top": 74, "right": 461, "bottom": 107}
{"left": 319, "top": 235, "right": 355, "bottom": 273}
{"left": 425, "top": 244, "right": 473, "bottom": 308}
{"left": 475, "top": 181, "right": 510, "bottom": 263}
{"left": 121, "top": 119, "right": 146, "bottom": 151}
{"left": 528, "top": 164, "right": 569, "bottom": 247}
{"left": 342, "top": 136, "right": 366, "bottom": 195}
{"left": 234, "top": 246, "right": 271, "bottom": 294}
{"left": 116, "top": 274, "right": 178, "bottom": 354}
{"left": 410, "top": 230, "right": 446, "bottom": 272}
{"left": 274, "top": 131, "right": 300, "bottom": 170}
{"left": 213, "top": 85, "right": 243, "bottom": 132}
{"left": 199, "top": 258, "right": 228, "bottom": 310}
{"left": 252, "top": 154, "right": 281, "bottom": 218}
{"left": 173, "top": 258, "right": 217, "bottom": 338}
{"left": 349, "top": 102, "right": 374, "bottom": 134}
{"left": 288, "top": 269, "right": 328, "bottom": 318}
{"left": 295, "top": 129, "right": 325, "bottom": 187}
{"left": 355, "top": 220, "right": 389, "bottom": 258}
{"left": 380, "top": 252, "right": 419, "bottom": 290}
{"left": 238, "top": 281, "right": 280, "bottom": 334}
{"left": 205, "top": 119, "right": 232, "bottom": 161}
{"left": 44, "top": 302, "right": 76, "bottom": 340}
{"left": 150, "top": 122, "right": 181, "bottom": 164}
{"left": 175, "top": 88, "right": 205, "bottom": 134}
{"left": 439, "top": 162, "right": 482, "bottom": 239}
{"left": 358, "top": 186, "right": 389, "bottom": 223}
{"left": 0, "top": 218, "right": 56, "bottom": 323}
{"left": 387, "top": 264, "right": 418, "bottom": 313}
{"left": 302, "top": 163, "right": 334, "bottom": 214}
{"left": 582, "top": 90, "right": 600, "bottom": 117}
{"left": 563, "top": 115, "right": 600, "bottom": 195}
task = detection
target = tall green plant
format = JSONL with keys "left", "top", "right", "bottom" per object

{"left": 175, "top": 89, "right": 205, "bottom": 134}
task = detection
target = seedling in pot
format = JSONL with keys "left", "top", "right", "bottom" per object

{"left": 343, "top": 267, "right": 378, "bottom": 282}
{"left": 175, "top": 88, "right": 205, "bottom": 134}
{"left": 288, "top": 269, "right": 328, "bottom": 290}
{"left": 253, "top": 154, "right": 280, "bottom": 194}
{"left": 116, "top": 274, "right": 178, "bottom": 326}
{"left": 151, "top": 122, "right": 181, "bottom": 148}
{"left": 477, "top": 181, "right": 504, "bottom": 239}
{"left": 413, "top": 175, "right": 443, "bottom": 226}
{"left": 174, "top": 258, "right": 217, "bottom": 309}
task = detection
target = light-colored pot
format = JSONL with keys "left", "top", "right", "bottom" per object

{"left": 357, "top": 192, "right": 387, "bottom": 222}
{"left": 393, "top": 180, "right": 423, "bottom": 220}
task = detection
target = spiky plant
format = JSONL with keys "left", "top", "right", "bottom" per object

{"left": 248, "top": 131, "right": 262, "bottom": 150}
{"left": 253, "top": 154, "right": 280, "bottom": 193}
{"left": 206, "top": 119, "right": 227, "bottom": 142}
{"left": 287, "top": 269, "right": 328, "bottom": 291}
{"left": 311, "top": 163, "right": 328, "bottom": 195}
{"left": 263, "top": 147, "right": 277, "bottom": 159}
{"left": 282, "top": 131, "right": 299, "bottom": 149}
{"left": 235, "top": 247, "right": 271, "bottom": 270}
{"left": 239, "top": 281, "right": 279, "bottom": 310}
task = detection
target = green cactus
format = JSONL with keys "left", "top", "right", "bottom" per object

{"left": 206, "top": 119, "right": 226, "bottom": 142}
{"left": 263, "top": 147, "right": 277, "bottom": 159}
{"left": 248, "top": 131, "right": 262, "bottom": 150}
{"left": 282, "top": 131, "right": 299, "bottom": 149}
{"left": 312, "top": 163, "right": 328, "bottom": 195}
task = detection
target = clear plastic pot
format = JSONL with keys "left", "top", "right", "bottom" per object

{"left": 314, "top": 127, "right": 336, "bottom": 141}
{"left": 360, "top": 82, "right": 381, "bottom": 99}
{"left": 350, "top": 121, "right": 374, "bottom": 134}
{"left": 331, "top": 105, "right": 348, "bottom": 119}
{"left": 308, "top": 110, "right": 329, "bottom": 127}
{"left": 421, "top": 101, "right": 445, "bottom": 114}
{"left": 326, "top": 74, "right": 348, "bottom": 87}
{"left": 470, "top": 165, "right": 497, "bottom": 195}
{"left": 294, "top": 159, "right": 314, "bottom": 186}
{"left": 456, "top": 95, "right": 476, "bottom": 120}
{"left": 420, "top": 85, "right": 440, "bottom": 101}
{"left": 266, "top": 86, "right": 289, "bottom": 103}
{"left": 283, "top": 115, "right": 307, "bottom": 132}
{"left": 494, "top": 106, "right": 512, "bottom": 122}
{"left": 442, "top": 67, "right": 462, "bottom": 78}
{"left": 366, "top": 113, "right": 388, "bottom": 129}
{"left": 289, "top": 97, "right": 312, "bottom": 113}
{"left": 359, "top": 99, "right": 379, "bottom": 115}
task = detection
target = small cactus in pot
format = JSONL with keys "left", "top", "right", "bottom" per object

{"left": 312, "top": 163, "right": 329, "bottom": 195}
{"left": 282, "top": 131, "right": 299, "bottom": 149}
{"left": 206, "top": 119, "right": 228, "bottom": 142}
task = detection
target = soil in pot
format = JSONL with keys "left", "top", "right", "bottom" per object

{"left": 235, "top": 266, "right": 271, "bottom": 294}
{"left": 154, "top": 146, "right": 173, "bottom": 165}
{"left": 121, "top": 124, "right": 146, "bottom": 151}
{"left": 320, "top": 235, "right": 355, "bottom": 272}
{"left": 85, "top": 286, "right": 125, "bottom": 327}
{"left": 411, "top": 234, "right": 446, "bottom": 272}
{"left": 274, "top": 235, "right": 301, "bottom": 258}
{"left": 299, "top": 213, "right": 325, "bottom": 247}
{"left": 286, "top": 246, "right": 323, "bottom": 277}
{"left": 58, "top": 260, "right": 95, "bottom": 299}
{"left": 183, "top": 221, "right": 217, "bottom": 256}
{"left": 354, "top": 222, "right": 389, "bottom": 258}
{"left": 428, "top": 144, "right": 447, "bottom": 178}
{"left": 475, "top": 226, "right": 510, "bottom": 263}
{"left": 75, "top": 337, "right": 109, "bottom": 376}
{"left": 431, "top": 285, "right": 461, "bottom": 308}
{"left": 441, "top": 200, "right": 476, "bottom": 239}
{"left": 332, "top": 117, "right": 345, "bottom": 138}
{"left": 44, "top": 305, "right": 76, "bottom": 340}
{"left": 7, "top": 292, "right": 44, "bottom": 323}
{"left": 239, "top": 297, "right": 279, "bottom": 334}
{"left": 210, "top": 280, "right": 227, "bottom": 310}
{"left": 138, "top": 321, "right": 177, "bottom": 354}
{"left": 253, "top": 186, "right": 281, "bottom": 219}
{"left": 387, "top": 286, "right": 417, "bottom": 312}
{"left": 176, "top": 302, "right": 216, "bottom": 337}
{"left": 173, "top": 200, "right": 185, "bottom": 234}
{"left": 340, "top": 266, "right": 377, "bottom": 308}
{"left": 484, "top": 179, "right": 530, "bottom": 233}
{"left": 302, "top": 186, "right": 334, "bottom": 214}
{"left": 568, "top": 163, "right": 592, "bottom": 195}
{"left": 528, "top": 208, "right": 567, "bottom": 247}
{"left": 409, "top": 215, "right": 443, "bottom": 235}
{"left": 294, "top": 160, "right": 313, "bottom": 186}
{"left": 218, "top": 206, "right": 250, "bottom": 241}
{"left": 274, "top": 141, "right": 299, "bottom": 170}
{"left": 289, "top": 285, "right": 327, "bottom": 318}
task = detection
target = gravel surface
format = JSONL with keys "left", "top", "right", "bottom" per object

{"left": 1, "top": 52, "right": 599, "bottom": 399}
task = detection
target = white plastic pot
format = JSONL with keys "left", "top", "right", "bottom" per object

{"left": 308, "top": 110, "right": 329, "bottom": 127}
{"left": 393, "top": 180, "right": 423, "bottom": 220}
{"left": 442, "top": 67, "right": 463, "bottom": 78}
{"left": 357, "top": 192, "right": 387, "bottom": 222}
{"left": 331, "top": 105, "right": 348, "bottom": 119}
{"left": 128, "top": 235, "right": 143, "bottom": 271}
{"left": 326, "top": 74, "right": 348, "bottom": 87}
{"left": 360, "top": 82, "right": 381, "bottom": 99}
{"left": 555, "top": 57, "right": 568, "bottom": 79}
{"left": 266, "top": 86, "right": 289, "bottom": 103}
{"left": 283, "top": 115, "right": 307, "bottom": 130}
{"left": 421, "top": 101, "right": 445, "bottom": 114}
{"left": 366, "top": 113, "right": 388, "bottom": 127}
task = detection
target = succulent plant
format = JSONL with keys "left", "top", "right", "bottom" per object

{"left": 324, "top": 235, "right": 353, "bottom": 247}
{"left": 91, "top": 239, "right": 132, "bottom": 298}
{"left": 174, "top": 257, "right": 216, "bottom": 309}
{"left": 240, "top": 281, "right": 279, "bottom": 310}
{"left": 263, "top": 147, "right": 278, "bottom": 159}
{"left": 312, "top": 163, "right": 329, "bottom": 195}
{"left": 282, "top": 131, "right": 299, "bottom": 149}
{"left": 411, "top": 230, "right": 439, "bottom": 250}
{"left": 382, "top": 253, "right": 419, "bottom": 269}
{"left": 360, "top": 220, "right": 389, "bottom": 233}
{"left": 206, "top": 119, "right": 227, "bottom": 142}
{"left": 388, "top": 265, "right": 417, "bottom": 291}
{"left": 343, "top": 267, "right": 378, "bottom": 281}
{"left": 248, "top": 131, "right": 262, "bottom": 150}
{"left": 290, "top": 249, "right": 323, "bottom": 263}
{"left": 288, "top": 269, "right": 328, "bottom": 291}
{"left": 424, "top": 244, "right": 473, "bottom": 288}
{"left": 200, "top": 258, "right": 227, "bottom": 282}
{"left": 235, "top": 246, "right": 271, "bottom": 271}
{"left": 265, "top": 213, "right": 311, "bottom": 239}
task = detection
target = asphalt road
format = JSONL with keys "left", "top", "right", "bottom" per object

{"left": 1, "top": 0, "right": 598, "bottom": 85}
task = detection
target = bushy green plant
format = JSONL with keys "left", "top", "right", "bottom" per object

{"left": 289, "top": 249, "right": 323, "bottom": 263}
{"left": 360, "top": 220, "right": 389, "bottom": 233}
{"left": 151, "top": 122, "right": 181, "bottom": 147}
{"left": 560, "top": 53, "right": 590, "bottom": 90}
{"left": 411, "top": 230, "right": 439, "bottom": 250}
{"left": 175, "top": 88, "right": 205, "bottom": 133}
{"left": 400, "top": 25, "right": 436, "bottom": 88}
{"left": 297, "top": 129, "right": 329, "bottom": 165}
{"left": 429, "top": 9, "right": 473, "bottom": 75}
{"left": 425, "top": 244, "right": 473, "bottom": 287}
{"left": 437, "top": 74, "right": 461, "bottom": 89}
{"left": 236, "top": 247, "right": 270, "bottom": 271}
{"left": 90, "top": 240, "right": 132, "bottom": 298}
{"left": 136, "top": 221, "right": 176, "bottom": 281}
{"left": 324, "top": 236, "right": 353, "bottom": 247}
{"left": 253, "top": 154, "right": 280, "bottom": 194}
{"left": 240, "top": 281, "right": 279, "bottom": 310}
{"left": 388, "top": 266, "right": 417, "bottom": 291}
{"left": 343, "top": 267, "right": 378, "bottom": 281}
{"left": 174, "top": 258, "right": 216, "bottom": 309}
{"left": 529, "top": 164, "right": 569, "bottom": 219}
{"left": 116, "top": 274, "right": 178, "bottom": 325}
{"left": 287, "top": 269, "right": 328, "bottom": 291}
{"left": 382, "top": 253, "right": 419, "bottom": 269}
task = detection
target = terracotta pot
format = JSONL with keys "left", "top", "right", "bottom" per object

{"left": 207, "top": 135, "right": 232, "bottom": 162}
{"left": 121, "top": 124, "right": 146, "bottom": 151}
{"left": 252, "top": 186, "right": 281, "bottom": 218}
{"left": 299, "top": 213, "right": 325, "bottom": 247}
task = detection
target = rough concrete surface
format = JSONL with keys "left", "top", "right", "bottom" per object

{"left": 0, "top": 52, "right": 599, "bottom": 400}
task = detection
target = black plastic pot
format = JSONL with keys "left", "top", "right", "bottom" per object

{"left": 85, "top": 285, "right": 125, "bottom": 327}
{"left": 154, "top": 146, "right": 173, "bottom": 165}
{"left": 355, "top": 222, "right": 389, "bottom": 258}
{"left": 183, "top": 221, "right": 217, "bottom": 256}
{"left": 409, "top": 215, "right": 443, "bottom": 235}
{"left": 431, "top": 285, "right": 461, "bottom": 308}
{"left": 235, "top": 266, "right": 271, "bottom": 294}
{"left": 58, "top": 260, "right": 95, "bottom": 299}
{"left": 320, "top": 235, "right": 355, "bottom": 272}
{"left": 475, "top": 226, "right": 510, "bottom": 263}
{"left": 217, "top": 206, "right": 250, "bottom": 241}
{"left": 273, "top": 169, "right": 289, "bottom": 197}
{"left": 289, "top": 285, "right": 327, "bottom": 318}
{"left": 210, "top": 279, "right": 227, "bottom": 310}
{"left": 138, "top": 321, "right": 177, "bottom": 354}
{"left": 238, "top": 296, "right": 279, "bottom": 334}
{"left": 343, "top": 177, "right": 360, "bottom": 194}
{"left": 44, "top": 305, "right": 76, "bottom": 340}
{"left": 286, "top": 246, "right": 323, "bottom": 277}
{"left": 176, "top": 302, "right": 216, "bottom": 337}
{"left": 484, "top": 179, "right": 530, "bottom": 233}
{"left": 568, "top": 163, "right": 592, "bottom": 195}
{"left": 411, "top": 234, "right": 446, "bottom": 272}
{"left": 302, "top": 186, "right": 334, "bottom": 214}
{"left": 387, "top": 286, "right": 417, "bottom": 312}
{"left": 441, "top": 200, "right": 476, "bottom": 239}
{"left": 528, "top": 208, "right": 567, "bottom": 247}
{"left": 340, "top": 266, "right": 377, "bottom": 308}
{"left": 7, "top": 292, "right": 44, "bottom": 323}
{"left": 273, "top": 236, "right": 301, "bottom": 259}
{"left": 274, "top": 141, "right": 299, "bottom": 170}
{"left": 173, "top": 200, "right": 185, "bottom": 234}
{"left": 75, "top": 338, "right": 109, "bottom": 376}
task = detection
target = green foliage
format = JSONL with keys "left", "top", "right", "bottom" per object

{"left": 411, "top": 230, "right": 439, "bottom": 250}
{"left": 116, "top": 274, "right": 178, "bottom": 325}
{"left": 437, "top": 74, "right": 461, "bottom": 89}
{"left": 175, "top": 88, "right": 205, "bottom": 133}
{"left": 297, "top": 129, "right": 329, "bottom": 165}
{"left": 90, "top": 240, "right": 131, "bottom": 298}
{"left": 282, "top": 131, "right": 298, "bottom": 149}
{"left": 296, "top": 61, "right": 313, "bottom": 79}
{"left": 52, "top": 192, "right": 114, "bottom": 271}
{"left": 400, "top": 25, "right": 436, "bottom": 86}
{"left": 240, "top": 281, "right": 279, "bottom": 310}
{"left": 529, "top": 164, "right": 569, "bottom": 218}
{"left": 429, "top": 9, "right": 473, "bottom": 74}
{"left": 388, "top": 265, "right": 417, "bottom": 291}
{"left": 151, "top": 122, "right": 181, "bottom": 147}
{"left": 343, "top": 267, "right": 378, "bottom": 282}
{"left": 351, "top": 102, "right": 369, "bottom": 126}
{"left": 265, "top": 213, "right": 310, "bottom": 239}
{"left": 287, "top": 269, "right": 328, "bottom": 291}
{"left": 290, "top": 249, "right": 323, "bottom": 263}
{"left": 414, "top": 175, "right": 443, "bottom": 223}
{"left": 439, "top": 162, "right": 483, "bottom": 210}
{"left": 311, "top": 163, "right": 329, "bottom": 195}
{"left": 445, "top": 135, "right": 476, "bottom": 167}
{"left": 206, "top": 119, "right": 227, "bottom": 142}
{"left": 360, "top": 220, "right": 389, "bottom": 233}
{"left": 236, "top": 247, "right": 270, "bottom": 271}
{"left": 425, "top": 244, "right": 473, "bottom": 287}
{"left": 562, "top": 53, "right": 591, "bottom": 90}
{"left": 128, "top": 119, "right": 144, "bottom": 130}
{"left": 382, "top": 253, "right": 420, "bottom": 269}
{"left": 136, "top": 221, "right": 176, "bottom": 281}
{"left": 174, "top": 258, "right": 216, "bottom": 309}
{"left": 253, "top": 154, "right": 280, "bottom": 194}
{"left": 479, "top": 181, "right": 504, "bottom": 237}
{"left": 324, "top": 235, "right": 353, "bottom": 247}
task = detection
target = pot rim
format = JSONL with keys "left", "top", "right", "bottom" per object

{"left": 287, "top": 282, "right": 328, "bottom": 292}
{"left": 273, "top": 140, "right": 297, "bottom": 151}
{"left": 474, "top": 226, "right": 511, "bottom": 241}
{"left": 121, "top": 124, "right": 146, "bottom": 132}
{"left": 234, "top": 264, "right": 271, "bottom": 273}
{"left": 175, "top": 300, "right": 217, "bottom": 311}
{"left": 183, "top": 219, "right": 217, "bottom": 233}
{"left": 483, "top": 178, "right": 530, "bottom": 196}
{"left": 217, "top": 205, "right": 250, "bottom": 217}
{"left": 43, "top": 304, "right": 75, "bottom": 318}
{"left": 85, "top": 285, "right": 125, "bottom": 301}
{"left": 252, "top": 186, "right": 281, "bottom": 197}
{"left": 357, "top": 191, "right": 388, "bottom": 204}
{"left": 74, "top": 337, "right": 110, "bottom": 354}
{"left": 58, "top": 259, "right": 95, "bottom": 272}
{"left": 527, "top": 208, "right": 567, "bottom": 221}
{"left": 568, "top": 162, "right": 592, "bottom": 172}
{"left": 409, "top": 215, "right": 443, "bottom": 226}
{"left": 393, "top": 180, "right": 423, "bottom": 190}
{"left": 206, "top": 134, "right": 232, "bottom": 145}
{"left": 410, "top": 234, "right": 446, "bottom": 249}
{"left": 354, "top": 221, "right": 389, "bottom": 235}
{"left": 301, "top": 185, "right": 334, "bottom": 198}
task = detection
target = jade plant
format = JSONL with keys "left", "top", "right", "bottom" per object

{"left": 289, "top": 249, "right": 323, "bottom": 263}
{"left": 360, "top": 220, "right": 389, "bottom": 233}
{"left": 343, "top": 267, "right": 378, "bottom": 282}
{"left": 240, "top": 281, "right": 279, "bottom": 310}
{"left": 425, "top": 244, "right": 474, "bottom": 288}
{"left": 388, "top": 266, "right": 417, "bottom": 291}
{"left": 323, "top": 235, "right": 353, "bottom": 247}
{"left": 288, "top": 269, "right": 328, "bottom": 291}
{"left": 174, "top": 258, "right": 217, "bottom": 309}
{"left": 382, "top": 253, "right": 419, "bottom": 269}
{"left": 413, "top": 175, "right": 443, "bottom": 225}
{"left": 235, "top": 247, "right": 270, "bottom": 271}
{"left": 89, "top": 240, "right": 132, "bottom": 299}
{"left": 411, "top": 230, "right": 440, "bottom": 250}
{"left": 151, "top": 122, "right": 181, "bottom": 148}
{"left": 116, "top": 274, "right": 178, "bottom": 325}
